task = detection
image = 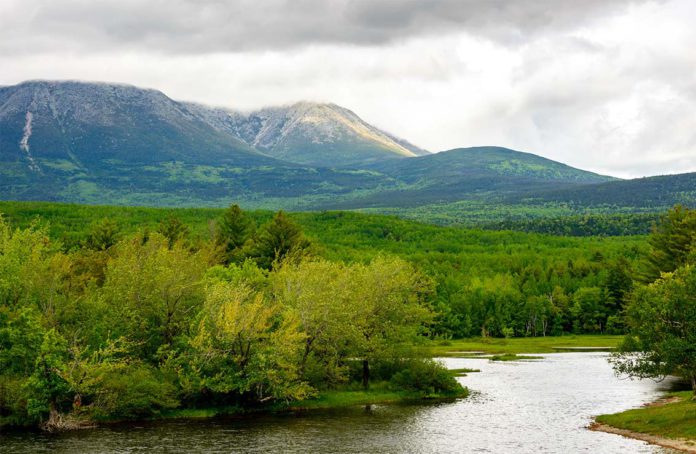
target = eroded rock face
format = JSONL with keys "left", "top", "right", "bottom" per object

{"left": 188, "top": 100, "right": 429, "bottom": 167}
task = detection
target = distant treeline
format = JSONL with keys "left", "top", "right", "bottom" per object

{"left": 484, "top": 213, "right": 661, "bottom": 236}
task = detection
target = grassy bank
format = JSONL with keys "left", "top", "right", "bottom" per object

{"left": 595, "top": 392, "right": 696, "bottom": 442}
{"left": 427, "top": 335, "right": 622, "bottom": 357}
{"left": 152, "top": 384, "right": 469, "bottom": 421}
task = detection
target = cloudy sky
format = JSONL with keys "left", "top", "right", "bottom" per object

{"left": 1, "top": 0, "right": 694, "bottom": 178}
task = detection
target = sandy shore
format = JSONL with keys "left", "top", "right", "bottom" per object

{"left": 589, "top": 422, "right": 696, "bottom": 453}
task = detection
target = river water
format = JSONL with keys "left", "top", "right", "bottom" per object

{"left": 0, "top": 353, "right": 680, "bottom": 453}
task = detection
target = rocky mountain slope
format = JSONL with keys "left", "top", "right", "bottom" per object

{"left": 187, "top": 101, "right": 429, "bottom": 166}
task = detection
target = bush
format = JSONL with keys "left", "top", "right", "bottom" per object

{"left": 389, "top": 359, "right": 465, "bottom": 397}
{"left": 0, "top": 375, "right": 29, "bottom": 426}
{"left": 87, "top": 363, "right": 179, "bottom": 419}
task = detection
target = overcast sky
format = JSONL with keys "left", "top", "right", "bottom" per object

{"left": 1, "top": 0, "right": 694, "bottom": 178}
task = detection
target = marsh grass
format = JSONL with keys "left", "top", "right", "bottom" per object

{"left": 427, "top": 335, "right": 622, "bottom": 357}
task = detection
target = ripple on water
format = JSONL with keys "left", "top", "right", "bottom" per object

{"left": 0, "top": 353, "right": 681, "bottom": 454}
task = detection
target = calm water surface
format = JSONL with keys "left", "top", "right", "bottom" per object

{"left": 0, "top": 353, "right": 680, "bottom": 453}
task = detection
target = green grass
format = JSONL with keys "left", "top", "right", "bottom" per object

{"left": 596, "top": 391, "right": 696, "bottom": 441}
{"left": 155, "top": 384, "right": 469, "bottom": 421}
{"left": 286, "top": 383, "right": 468, "bottom": 411}
{"left": 157, "top": 406, "right": 243, "bottom": 420}
{"left": 427, "top": 335, "right": 622, "bottom": 357}
{"left": 489, "top": 354, "right": 543, "bottom": 361}
{"left": 449, "top": 368, "right": 480, "bottom": 376}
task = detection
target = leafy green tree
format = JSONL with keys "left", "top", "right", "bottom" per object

{"left": 605, "top": 257, "right": 633, "bottom": 311}
{"left": 249, "top": 211, "right": 311, "bottom": 270}
{"left": 271, "top": 259, "right": 360, "bottom": 386}
{"left": 97, "top": 233, "right": 207, "bottom": 358}
{"left": 24, "top": 329, "right": 72, "bottom": 429}
{"left": 351, "top": 256, "right": 433, "bottom": 389}
{"left": 0, "top": 307, "right": 44, "bottom": 376}
{"left": 611, "top": 264, "right": 696, "bottom": 397}
{"left": 571, "top": 287, "right": 606, "bottom": 333}
{"left": 188, "top": 281, "right": 311, "bottom": 402}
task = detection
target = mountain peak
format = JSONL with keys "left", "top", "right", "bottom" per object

{"left": 227, "top": 101, "right": 428, "bottom": 166}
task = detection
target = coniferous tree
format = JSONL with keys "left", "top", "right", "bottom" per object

{"left": 639, "top": 205, "right": 696, "bottom": 282}
{"left": 215, "top": 204, "right": 253, "bottom": 264}
{"left": 249, "top": 211, "right": 310, "bottom": 270}
{"left": 157, "top": 215, "right": 189, "bottom": 249}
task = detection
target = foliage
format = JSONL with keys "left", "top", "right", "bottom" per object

{"left": 612, "top": 265, "right": 696, "bottom": 394}
{"left": 639, "top": 205, "right": 696, "bottom": 283}
{"left": 247, "top": 211, "right": 311, "bottom": 270}
{"left": 186, "top": 280, "right": 312, "bottom": 403}
{"left": 215, "top": 204, "right": 252, "bottom": 264}
{"left": 0, "top": 201, "right": 684, "bottom": 428}
{"left": 612, "top": 206, "right": 696, "bottom": 395}
{"left": 389, "top": 359, "right": 463, "bottom": 396}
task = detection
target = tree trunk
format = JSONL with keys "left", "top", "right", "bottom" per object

{"left": 691, "top": 374, "right": 696, "bottom": 400}
{"left": 362, "top": 359, "right": 370, "bottom": 390}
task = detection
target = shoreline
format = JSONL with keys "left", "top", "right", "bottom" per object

{"left": 589, "top": 422, "right": 696, "bottom": 453}
{"left": 591, "top": 392, "right": 696, "bottom": 453}
{"left": 2, "top": 388, "right": 468, "bottom": 433}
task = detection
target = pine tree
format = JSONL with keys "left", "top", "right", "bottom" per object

{"left": 249, "top": 211, "right": 310, "bottom": 270}
{"left": 215, "top": 204, "right": 253, "bottom": 264}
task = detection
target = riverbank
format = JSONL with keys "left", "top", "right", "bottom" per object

{"left": 3, "top": 384, "right": 469, "bottom": 431}
{"left": 158, "top": 385, "right": 468, "bottom": 421}
{"left": 593, "top": 391, "right": 696, "bottom": 453}
{"left": 426, "top": 334, "right": 622, "bottom": 357}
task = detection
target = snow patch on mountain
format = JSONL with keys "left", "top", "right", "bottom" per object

{"left": 19, "top": 111, "right": 40, "bottom": 172}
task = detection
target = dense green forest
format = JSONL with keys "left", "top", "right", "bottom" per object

{"left": 0, "top": 201, "right": 645, "bottom": 339}
{"left": 0, "top": 204, "right": 466, "bottom": 430}
{"left": 0, "top": 200, "right": 675, "bottom": 429}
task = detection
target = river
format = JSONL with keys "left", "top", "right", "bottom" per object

{"left": 0, "top": 353, "right": 680, "bottom": 453}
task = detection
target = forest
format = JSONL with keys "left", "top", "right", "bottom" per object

{"left": 0, "top": 200, "right": 688, "bottom": 429}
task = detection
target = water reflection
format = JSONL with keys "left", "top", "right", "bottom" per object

{"left": 0, "top": 353, "right": 680, "bottom": 453}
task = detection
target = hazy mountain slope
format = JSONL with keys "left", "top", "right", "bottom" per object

{"left": 369, "top": 147, "right": 615, "bottom": 184}
{"left": 511, "top": 172, "right": 696, "bottom": 208}
{"left": 322, "top": 147, "right": 617, "bottom": 209}
{"left": 189, "top": 101, "right": 428, "bottom": 166}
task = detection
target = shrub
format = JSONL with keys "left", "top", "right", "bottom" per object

{"left": 389, "top": 359, "right": 465, "bottom": 397}
{"left": 87, "top": 363, "right": 179, "bottom": 419}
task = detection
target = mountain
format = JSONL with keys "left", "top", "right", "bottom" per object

{"left": 369, "top": 146, "right": 613, "bottom": 184}
{"left": 1, "top": 79, "right": 694, "bottom": 224}
{"left": 323, "top": 147, "right": 616, "bottom": 209}
{"left": 187, "top": 101, "right": 429, "bottom": 167}
{"left": 0, "top": 80, "right": 262, "bottom": 167}
{"left": 511, "top": 172, "right": 696, "bottom": 208}
{"left": 0, "top": 80, "right": 400, "bottom": 205}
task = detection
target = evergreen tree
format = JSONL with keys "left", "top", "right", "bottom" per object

{"left": 84, "top": 218, "right": 119, "bottom": 251}
{"left": 639, "top": 205, "right": 696, "bottom": 282}
{"left": 157, "top": 215, "right": 189, "bottom": 249}
{"left": 249, "top": 211, "right": 310, "bottom": 270}
{"left": 215, "top": 204, "right": 253, "bottom": 264}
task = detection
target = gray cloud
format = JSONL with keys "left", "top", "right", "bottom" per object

{"left": 0, "top": 0, "right": 693, "bottom": 178}
{"left": 0, "top": 0, "right": 646, "bottom": 55}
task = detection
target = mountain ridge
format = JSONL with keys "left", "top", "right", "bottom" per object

{"left": 185, "top": 100, "right": 429, "bottom": 167}
{"left": 1, "top": 79, "right": 693, "bottom": 223}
